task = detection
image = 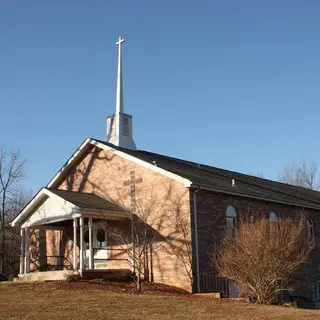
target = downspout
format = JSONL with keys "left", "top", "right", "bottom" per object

{"left": 193, "top": 189, "right": 201, "bottom": 293}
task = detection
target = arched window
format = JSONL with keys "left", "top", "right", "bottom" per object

{"left": 96, "top": 229, "right": 106, "bottom": 248}
{"left": 226, "top": 206, "right": 238, "bottom": 239}
{"left": 269, "top": 212, "right": 278, "bottom": 223}
{"left": 307, "top": 218, "right": 316, "bottom": 246}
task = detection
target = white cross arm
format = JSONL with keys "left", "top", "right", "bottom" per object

{"left": 116, "top": 37, "right": 125, "bottom": 45}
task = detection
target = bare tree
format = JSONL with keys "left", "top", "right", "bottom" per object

{"left": 278, "top": 161, "right": 319, "bottom": 190}
{"left": 100, "top": 196, "right": 165, "bottom": 290}
{"left": 97, "top": 183, "right": 192, "bottom": 290}
{"left": 215, "top": 215, "right": 311, "bottom": 304}
{"left": 0, "top": 146, "right": 26, "bottom": 276}
{"left": 62, "top": 148, "right": 193, "bottom": 289}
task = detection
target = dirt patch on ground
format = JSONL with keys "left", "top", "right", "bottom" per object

{"left": 58, "top": 280, "right": 250, "bottom": 304}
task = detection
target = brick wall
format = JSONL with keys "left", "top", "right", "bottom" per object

{"left": 191, "top": 188, "right": 320, "bottom": 300}
{"left": 34, "top": 144, "right": 320, "bottom": 299}
{"left": 56, "top": 147, "right": 193, "bottom": 291}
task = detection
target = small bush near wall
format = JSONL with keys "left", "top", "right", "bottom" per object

{"left": 64, "top": 271, "right": 81, "bottom": 282}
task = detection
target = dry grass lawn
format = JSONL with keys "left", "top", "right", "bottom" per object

{"left": 0, "top": 281, "right": 320, "bottom": 320}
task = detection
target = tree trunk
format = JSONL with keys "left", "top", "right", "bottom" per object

{"left": 0, "top": 190, "right": 6, "bottom": 275}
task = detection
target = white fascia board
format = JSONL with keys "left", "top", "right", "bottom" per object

{"left": 11, "top": 188, "right": 47, "bottom": 227}
{"left": 47, "top": 138, "right": 92, "bottom": 188}
{"left": 90, "top": 140, "right": 192, "bottom": 187}
{"left": 73, "top": 210, "right": 128, "bottom": 220}
{"left": 21, "top": 214, "right": 75, "bottom": 229}
{"left": 79, "top": 209, "right": 129, "bottom": 220}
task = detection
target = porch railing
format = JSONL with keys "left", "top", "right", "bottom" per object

{"left": 30, "top": 256, "right": 73, "bottom": 272}
{"left": 199, "top": 273, "right": 302, "bottom": 302}
{"left": 92, "top": 248, "right": 129, "bottom": 261}
{"left": 199, "top": 272, "right": 230, "bottom": 297}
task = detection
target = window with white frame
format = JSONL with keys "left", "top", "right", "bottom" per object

{"left": 96, "top": 229, "right": 106, "bottom": 248}
{"left": 226, "top": 206, "right": 238, "bottom": 240}
{"left": 307, "top": 218, "right": 316, "bottom": 246}
{"left": 269, "top": 212, "right": 278, "bottom": 223}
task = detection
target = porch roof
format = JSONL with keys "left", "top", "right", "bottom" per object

{"left": 11, "top": 188, "right": 129, "bottom": 228}
{"left": 47, "top": 189, "right": 126, "bottom": 213}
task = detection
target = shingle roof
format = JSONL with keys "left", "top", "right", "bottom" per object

{"left": 47, "top": 188, "right": 126, "bottom": 213}
{"left": 93, "top": 139, "right": 320, "bottom": 210}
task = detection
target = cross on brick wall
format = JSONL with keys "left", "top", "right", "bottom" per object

{"left": 123, "top": 170, "right": 142, "bottom": 213}
{"left": 123, "top": 170, "right": 142, "bottom": 273}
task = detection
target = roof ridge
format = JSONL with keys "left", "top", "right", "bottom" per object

{"left": 138, "top": 151, "right": 320, "bottom": 206}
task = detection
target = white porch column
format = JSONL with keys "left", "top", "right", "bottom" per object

{"left": 24, "top": 228, "right": 30, "bottom": 274}
{"left": 88, "top": 218, "right": 93, "bottom": 270}
{"left": 79, "top": 216, "right": 84, "bottom": 270}
{"left": 19, "top": 228, "right": 25, "bottom": 274}
{"left": 73, "top": 218, "right": 78, "bottom": 270}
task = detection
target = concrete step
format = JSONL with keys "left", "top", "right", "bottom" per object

{"left": 17, "top": 271, "right": 66, "bottom": 282}
{"left": 16, "top": 269, "right": 132, "bottom": 282}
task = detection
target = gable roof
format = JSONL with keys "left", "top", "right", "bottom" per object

{"left": 28, "top": 137, "right": 320, "bottom": 212}
{"left": 90, "top": 139, "right": 320, "bottom": 210}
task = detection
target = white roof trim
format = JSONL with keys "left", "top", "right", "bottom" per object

{"left": 91, "top": 140, "right": 192, "bottom": 187}
{"left": 79, "top": 209, "right": 128, "bottom": 220}
{"left": 11, "top": 188, "right": 78, "bottom": 227}
{"left": 47, "top": 138, "right": 93, "bottom": 188}
{"left": 11, "top": 188, "right": 47, "bottom": 226}
{"left": 47, "top": 138, "right": 191, "bottom": 189}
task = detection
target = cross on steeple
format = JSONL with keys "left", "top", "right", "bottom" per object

{"left": 116, "top": 36, "right": 125, "bottom": 46}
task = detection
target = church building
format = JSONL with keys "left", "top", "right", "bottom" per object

{"left": 11, "top": 37, "right": 320, "bottom": 307}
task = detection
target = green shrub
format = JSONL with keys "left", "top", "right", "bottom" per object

{"left": 64, "top": 271, "right": 81, "bottom": 282}
{"left": 8, "top": 274, "right": 15, "bottom": 281}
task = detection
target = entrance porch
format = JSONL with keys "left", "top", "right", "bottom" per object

{"left": 11, "top": 188, "right": 134, "bottom": 281}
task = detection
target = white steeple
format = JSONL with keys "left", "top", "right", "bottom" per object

{"left": 106, "top": 36, "right": 136, "bottom": 150}
{"left": 116, "top": 36, "right": 124, "bottom": 114}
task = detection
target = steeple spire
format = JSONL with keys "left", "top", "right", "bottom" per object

{"left": 116, "top": 36, "right": 124, "bottom": 114}
{"left": 106, "top": 36, "right": 136, "bottom": 150}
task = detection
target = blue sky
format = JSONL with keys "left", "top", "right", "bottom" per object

{"left": 1, "top": 1, "right": 320, "bottom": 193}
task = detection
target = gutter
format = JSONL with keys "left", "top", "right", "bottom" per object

{"left": 193, "top": 189, "right": 201, "bottom": 293}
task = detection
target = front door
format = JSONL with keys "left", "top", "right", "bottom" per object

{"left": 84, "top": 228, "right": 108, "bottom": 269}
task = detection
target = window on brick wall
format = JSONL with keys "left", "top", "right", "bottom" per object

{"left": 226, "top": 206, "right": 238, "bottom": 240}
{"left": 269, "top": 212, "right": 278, "bottom": 223}
{"left": 312, "top": 280, "right": 320, "bottom": 300}
{"left": 96, "top": 229, "right": 106, "bottom": 248}
{"left": 307, "top": 218, "right": 316, "bottom": 247}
